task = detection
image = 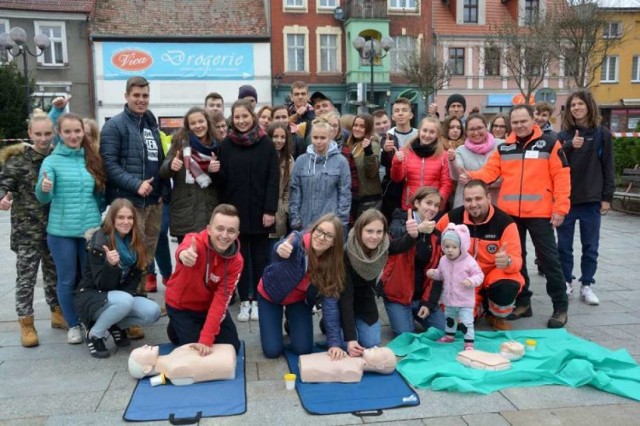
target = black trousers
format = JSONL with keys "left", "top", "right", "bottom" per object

{"left": 166, "top": 304, "right": 240, "bottom": 353}
{"left": 513, "top": 217, "right": 568, "bottom": 310}
{"left": 237, "top": 234, "right": 270, "bottom": 301}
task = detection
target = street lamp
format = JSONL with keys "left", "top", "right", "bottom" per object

{"left": 0, "top": 27, "right": 50, "bottom": 116}
{"left": 352, "top": 35, "right": 393, "bottom": 111}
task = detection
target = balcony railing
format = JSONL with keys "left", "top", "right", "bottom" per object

{"left": 345, "top": 0, "right": 388, "bottom": 19}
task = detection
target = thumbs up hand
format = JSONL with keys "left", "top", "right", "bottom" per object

{"left": 447, "top": 148, "right": 456, "bottom": 162}
{"left": 208, "top": 152, "right": 220, "bottom": 173}
{"left": 495, "top": 243, "right": 510, "bottom": 269}
{"left": 361, "top": 138, "right": 371, "bottom": 150}
{"left": 171, "top": 150, "right": 183, "bottom": 172}
{"left": 137, "top": 177, "right": 154, "bottom": 197}
{"left": 572, "top": 130, "right": 584, "bottom": 149}
{"left": 458, "top": 167, "right": 470, "bottom": 185}
{"left": 179, "top": 237, "right": 199, "bottom": 267}
{"left": 406, "top": 209, "right": 418, "bottom": 238}
{"left": 277, "top": 233, "right": 295, "bottom": 259}
{"left": 418, "top": 220, "right": 436, "bottom": 235}
{"left": 102, "top": 245, "right": 120, "bottom": 266}
{"left": 395, "top": 149, "right": 405, "bottom": 162}
{"left": 0, "top": 192, "right": 13, "bottom": 210}
{"left": 41, "top": 171, "right": 53, "bottom": 193}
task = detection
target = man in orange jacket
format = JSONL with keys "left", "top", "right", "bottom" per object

{"left": 437, "top": 180, "right": 524, "bottom": 330}
{"left": 460, "top": 104, "right": 570, "bottom": 328}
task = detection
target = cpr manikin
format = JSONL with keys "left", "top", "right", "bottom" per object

{"left": 128, "top": 344, "right": 236, "bottom": 386}
{"left": 299, "top": 346, "right": 397, "bottom": 383}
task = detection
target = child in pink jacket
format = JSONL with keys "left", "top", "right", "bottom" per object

{"left": 427, "top": 223, "right": 484, "bottom": 350}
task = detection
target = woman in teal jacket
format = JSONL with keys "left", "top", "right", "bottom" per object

{"left": 36, "top": 113, "right": 106, "bottom": 345}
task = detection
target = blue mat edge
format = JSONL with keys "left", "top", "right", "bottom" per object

{"left": 122, "top": 341, "right": 247, "bottom": 422}
{"left": 284, "top": 349, "right": 421, "bottom": 416}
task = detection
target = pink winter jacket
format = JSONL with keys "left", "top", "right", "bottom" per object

{"left": 431, "top": 223, "right": 484, "bottom": 308}
{"left": 390, "top": 146, "right": 453, "bottom": 210}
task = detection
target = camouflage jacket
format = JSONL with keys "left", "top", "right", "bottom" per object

{"left": 0, "top": 143, "right": 52, "bottom": 250}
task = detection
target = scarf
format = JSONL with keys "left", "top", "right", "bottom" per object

{"left": 345, "top": 228, "right": 390, "bottom": 281}
{"left": 410, "top": 138, "right": 437, "bottom": 158}
{"left": 115, "top": 233, "right": 137, "bottom": 277}
{"left": 464, "top": 133, "right": 496, "bottom": 155}
{"left": 227, "top": 125, "right": 266, "bottom": 147}
{"left": 184, "top": 133, "right": 214, "bottom": 188}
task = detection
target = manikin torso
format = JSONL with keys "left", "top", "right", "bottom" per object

{"left": 299, "top": 346, "right": 397, "bottom": 383}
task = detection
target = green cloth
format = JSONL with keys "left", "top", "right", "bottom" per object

{"left": 387, "top": 328, "right": 640, "bottom": 401}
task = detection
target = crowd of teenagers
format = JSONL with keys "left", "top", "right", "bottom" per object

{"left": 0, "top": 76, "right": 615, "bottom": 361}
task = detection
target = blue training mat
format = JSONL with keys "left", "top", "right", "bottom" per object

{"left": 123, "top": 342, "right": 246, "bottom": 423}
{"left": 284, "top": 349, "right": 420, "bottom": 416}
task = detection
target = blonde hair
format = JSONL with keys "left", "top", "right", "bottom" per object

{"left": 416, "top": 117, "right": 443, "bottom": 155}
{"left": 82, "top": 118, "right": 100, "bottom": 147}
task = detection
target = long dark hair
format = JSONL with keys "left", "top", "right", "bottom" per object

{"left": 267, "top": 122, "right": 292, "bottom": 185}
{"left": 347, "top": 113, "right": 374, "bottom": 148}
{"left": 562, "top": 89, "right": 600, "bottom": 130}
{"left": 102, "top": 198, "right": 147, "bottom": 269}
{"left": 352, "top": 209, "right": 388, "bottom": 257}
{"left": 307, "top": 214, "right": 345, "bottom": 298}
{"left": 230, "top": 99, "right": 258, "bottom": 133}
{"left": 57, "top": 113, "right": 105, "bottom": 193}
{"left": 172, "top": 107, "right": 216, "bottom": 153}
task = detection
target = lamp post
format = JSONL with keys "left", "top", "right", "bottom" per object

{"left": 0, "top": 27, "right": 50, "bottom": 116}
{"left": 352, "top": 36, "right": 393, "bottom": 111}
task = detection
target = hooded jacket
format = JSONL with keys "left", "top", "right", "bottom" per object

{"left": 35, "top": 143, "right": 102, "bottom": 238}
{"left": 431, "top": 223, "right": 484, "bottom": 308}
{"left": 289, "top": 141, "right": 351, "bottom": 230}
{"left": 0, "top": 143, "right": 51, "bottom": 250}
{"left": 164, "top": 230, "right": 244, "bottom": 346}
{"left": 468, "top": 125, "right": 571, "bottom": 218}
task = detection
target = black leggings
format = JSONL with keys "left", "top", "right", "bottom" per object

{"left": 166, "top": 304, "right": 240, "bottom": 353}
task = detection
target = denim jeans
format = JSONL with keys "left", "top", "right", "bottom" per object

{"left": 166, "top": 304, "right": 240, "bottom": 353}
{"left": 513, "top": 217, "right": 568, "bottom": 310}
{"left": 90, "top": 290, "right": 161, "bottom": 338}
{"left": 258, "top": 293, "right": 313, "bottom": 358}
{"left": 47, "top": 235, "right": 87, "bottom": 327}
{"left": 354, "top": 317, "right": 381, "bottom": 348}
{"left": 556, "top": 202, "right": 601, "bottom": 286}
{"left": 383, "top": 299, "right": 445, "bottom": 336}
{"left": 147, "top": 203, "right": 173, "bottom": 279}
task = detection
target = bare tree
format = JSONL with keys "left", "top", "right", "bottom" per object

{"left": 553, "top": 0, "right": 625, "bottom": 89}
{"left": 485, "top": 13, "right": 556, "bottom": 102}
{"left": 400, "top": 47, "right": 450, "bottom": 112}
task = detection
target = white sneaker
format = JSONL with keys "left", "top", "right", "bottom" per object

{"left": 237, "top": 301, "right": 251, "bottom": 322}
{"left": 250, "top": 301, "right": 259, "bottom": 321}
{"left": 566, "top": 281, "right": 574, "bottom": 296}
{"left": 580, "top": 285, "right": 599, "bottom": 305}
{"left": 67, "top": 325, "right": 84, "bottom": 344}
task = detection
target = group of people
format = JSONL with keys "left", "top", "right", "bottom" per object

{"left": 0, "top": 76, "right": 614, "bottom": 362}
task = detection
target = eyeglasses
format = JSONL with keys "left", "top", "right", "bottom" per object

{"left": 215, "top": 124, "right": 227, "bottom": 130}
{"left": 468, "top": 127, "right": 486, "bottom": 133}
{"left": 313, "top": 227, "right": 335, "bottom": 242}
{"left": 492, "top": 125, "right": 507, "bottom": 129}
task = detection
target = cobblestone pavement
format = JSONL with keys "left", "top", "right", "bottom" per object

{"left": 0, "top": 209, "right": 639, "bottom": 425}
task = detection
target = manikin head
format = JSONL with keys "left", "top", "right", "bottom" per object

{"left": 128, "top": 345, "right": 160, "bottom": 378}
{"left": 362, "top": 347, "right": 397, "bottom": 374}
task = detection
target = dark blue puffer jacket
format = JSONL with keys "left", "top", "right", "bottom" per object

{"left": 100, "top": 105, "right": 166, "bottom": 208}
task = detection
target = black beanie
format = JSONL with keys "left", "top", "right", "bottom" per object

{"left": 446, "top": 93, "right": 467, "bottom": 113}
{"left": 238, "top": 85, "right": 258, "bottom": 101}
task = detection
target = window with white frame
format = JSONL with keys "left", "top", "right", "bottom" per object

{"left": 390, "top": 36, "right": 417, "bottom": 73}
{"left": 34, "top": 21, "right": 67, "bottom": 66}
{"left": 389, "top": 0, "right": 417, "bottom": 9}
{"left": 600, "top": 56, "right": 618, "bottom": 82}
{"left": 524, "top": 0, "right": 540, "bottom": 25}
{"left": 285, "top": 29, "right": 308, "bottom": 72}
{"left": 603, "top": 22, "right": 622, "bottom": 38}
{"left": 318, "top": 34, "right": 339, "bottom": 72}
{"left": 632, "top": 56, "right": 640, "bottom": 82}
{"left": 448, "top": 47, "right": 465, "bottom": 76}
{"left": 284, "top": 0, "right": 307, "bottom": 11}
{"left": 0, "top": 19, "right": 9, "bottom": 63}
{"left": 318, "top": 0, "right": 337, "bottom": 9}
{"left": 464, "top": 0, "right": 479, "bottom": 24}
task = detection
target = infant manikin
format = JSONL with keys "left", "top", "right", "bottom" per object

{"left": 299, "top": 346, "right": 397, "bottom": 383}
{"left": 128, "top": 344, "right": 236, "bottom": 386}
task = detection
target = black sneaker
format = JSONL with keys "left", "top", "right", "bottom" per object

{"left": 547, "top": 308, "right": 568, "bottom": 328}
{"left": 506, "top": 304, "right": 532, "bottom": 320}
{"left": 108, "top": 325, "right": 131, "bottom": 347}
{"left": 86, "top": 333, "right": 110, "bottom": 358}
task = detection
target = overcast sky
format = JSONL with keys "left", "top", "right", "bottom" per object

{"left": 595, "top": 0, "right": 640, "bottom": 7}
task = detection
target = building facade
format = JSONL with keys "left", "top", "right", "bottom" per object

{"left": 270, "top": 0, "right": 429, "bottom": 119}
{"left": 591, "top": 6, "right": 640, "bottom": 132}
{"left": 0, "top": 0, "right": 93, "bottom": 118}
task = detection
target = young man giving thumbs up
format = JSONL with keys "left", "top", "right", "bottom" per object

{"left": 436, "top": 180, "right": 524, "bottom": 331}
{"left": 165, "top": 204, "right": 244, "bottom": 354}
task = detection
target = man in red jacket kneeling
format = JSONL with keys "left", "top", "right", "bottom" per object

{"left": 165, "top": 204, "right": 244, "bottom": 355}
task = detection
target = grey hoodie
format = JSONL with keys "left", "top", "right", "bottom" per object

{"left": 289, "top": 141, "right": 351, "bottom": 230}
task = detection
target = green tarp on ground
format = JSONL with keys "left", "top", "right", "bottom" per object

{"left": 387, "top": 328, "right": 640, "bottom": 401}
